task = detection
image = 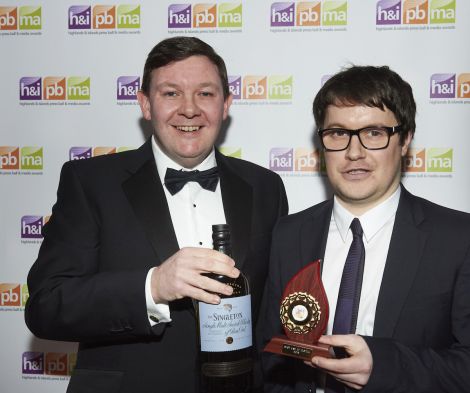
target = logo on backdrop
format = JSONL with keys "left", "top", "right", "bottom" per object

{"left": 376, "top": 0, "right": 456, "bottom": 30}
{"left": 0, "top": 146, "right": 43, "bottom": 175}
{"left": 269, "top": 146, "right": 454, "bottom": 177}
{"left": 269, "top": 148, "right": 323, "bottom": 176}
{"left": 219, "top": 147, "right": 242, "bottom": 158}
{"left": 320, "top": 74, "right": 333, "bottom": 86}
{"left": 403, "top": 148, "right": 453, "bottom": 177}
{"left": 21, "top": 215, "right": 50, "bottom": 243}
{"left": 69, "top": 146, "right": 135, "bottom": 161}
{"left": 429, "top": 73, "right": 470, "bottom": 103}
{"left": 22, "top": 352, "right": 77, "bottom": 379}
{"left": 0, "top": 283, "right": 28, "bottom": 310}
{"left": 167, "top": 2, "right": 242, "bottom": 32}
{"left": 229, "top": 75, "right": 293, "bottom": 105}
{"left": 19, "top": 76, "right": 91, "bottom": 106}
{"left": 270, "top": 1, "right": 348, "bottom": 32}
{"left": 116, "top": 76, "right": 140, "bottom": 104}
{"left": 68, "top": 5, "right": 141, "bottom": 35}
{"left": 0, "top": 6, "right": 42, "bottom": 35}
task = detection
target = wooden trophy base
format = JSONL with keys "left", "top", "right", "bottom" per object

{"left": 264, "top": 335, "right": 334, "bottom": 360}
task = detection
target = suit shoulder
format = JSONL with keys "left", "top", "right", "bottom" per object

{"left": 63, "top": 147, "right": 144, "bottom": 176}
{"left": 221, "top": 154, "right": 275, "bottom": 175}
{"left": 410, "top": 193, "right": 470, "bottom": 229}
{"left": 220, "top": 154, "right": 282, "bottom": 183}
{"left": 276, "top": 200, "right": 331, "bottom": 232}
{"left": 58, "top": 147, "right": 151, "bottom": 193}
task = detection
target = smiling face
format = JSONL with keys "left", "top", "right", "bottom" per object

{"left": 323, "top": 104, "right": 412, "bottom": 215}
{"left": 137, "top": 55, "right": 232, "bottom": 168}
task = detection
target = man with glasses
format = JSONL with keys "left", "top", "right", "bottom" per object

{"left": 263, "top": 65, "right": 470, "bottom": 392}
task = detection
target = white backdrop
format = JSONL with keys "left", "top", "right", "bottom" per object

{"left": 1, "top": 1, "right": 469, "bottom": 391}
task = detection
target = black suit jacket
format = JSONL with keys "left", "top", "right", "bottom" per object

{"left": 263, "top": 186, "right": 470, "bottom": 393}
{"left": 25, "top": 139, "right": 288, "bottom": 393}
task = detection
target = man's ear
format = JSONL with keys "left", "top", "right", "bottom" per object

{"left": 401, "top": 131, "right": 413, "bottom": 156}
{"left": 222, "top": 93, "right": 233, "bottom": 120}
{"left": 137, "top": 90, "right": 151, "bottom": 120}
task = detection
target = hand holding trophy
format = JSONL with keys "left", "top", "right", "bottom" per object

{"left": 264, "top": 260, "right": 333, "bottom": 359}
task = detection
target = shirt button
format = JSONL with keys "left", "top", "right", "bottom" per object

{"left": 149, "top": 315, "right": 159, "bottom": 323}
{"left": 193, "top": 203, "right": 196, "bottom": 208}
{"left": 199, "top": 242, "right": 203, "bottom": 246}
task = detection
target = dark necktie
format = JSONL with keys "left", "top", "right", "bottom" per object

{"left": 164, "top": 167, "right": 219, "bottom": 195}
{"left": 326, "top": 218, "right": 365, "bottom": 393}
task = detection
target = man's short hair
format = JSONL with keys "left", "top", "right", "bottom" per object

{"left": 313, "top": 65, "right": 416, "bottom": 144}
{"left": 141, "top": 36, "right": 229, "bottom": 99}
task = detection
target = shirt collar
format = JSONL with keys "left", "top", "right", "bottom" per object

{"left": 151, "top": 135, "right": 217, "bottom": 185}
{"left": 333, "top": 186, "right": 401, "bottom": 243}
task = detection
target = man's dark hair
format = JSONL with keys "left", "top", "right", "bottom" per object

{"left": 141, "top": 36, "right": 229, "bottom": 99}
{"left": 313, "top": 65, "right": 416, "bottom": 144}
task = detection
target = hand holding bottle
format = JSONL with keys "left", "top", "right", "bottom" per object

{"left": 150, "top": 247, "right": 240, "bottom": 304}
{"left": 197, "top": 224, "right": 253, "bottom": 393}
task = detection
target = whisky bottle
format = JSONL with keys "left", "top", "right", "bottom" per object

{"left": 197, "top": 224, "right": 253, "bottom": 393}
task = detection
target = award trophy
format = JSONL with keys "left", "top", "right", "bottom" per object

{"left": 264, "top": 260, "right": 333, "bottom": 360}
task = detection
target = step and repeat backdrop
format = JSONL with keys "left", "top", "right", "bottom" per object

{"left": 1, "top": 1, "right": 469, "bottom": 391}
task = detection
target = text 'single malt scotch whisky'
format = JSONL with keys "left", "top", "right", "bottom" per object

{"left": 197, "top": 224, "right": 253, "bottom": 393}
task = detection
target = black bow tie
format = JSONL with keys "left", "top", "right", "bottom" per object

{"left": 164, "top": 167, "right": 219, "bottom": 195}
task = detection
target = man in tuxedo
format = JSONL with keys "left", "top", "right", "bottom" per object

{"left": 263, "top": 65, "right": 470, "bottom": 392}
{"left": 25, "top": 36, "right": 288, "bottom": 393}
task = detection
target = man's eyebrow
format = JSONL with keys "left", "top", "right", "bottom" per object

{"left": 155, "top": 81, "right": 220, "bottom": 89}
{"left": 323, "top": 123, "right": 389, "bottom": 129}
{"left": 154, "top": 82, "right": 180, "bottom": 90}
{"left": 198, "top": 82, "right": 219, "bottom": 88}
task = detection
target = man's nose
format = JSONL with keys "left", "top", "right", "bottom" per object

{"left": 178, "top": 95, "right": 201, "bottom": 118}
{"left": 345, "top": 134, "right": 366, "bottom": 160}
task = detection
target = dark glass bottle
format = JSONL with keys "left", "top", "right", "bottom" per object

{"left": 197, "top": 224, "right": 253, "bottom": 393}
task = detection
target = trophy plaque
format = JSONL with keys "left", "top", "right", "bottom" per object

{"left": 264, "top": 260, "right": 333, "bottom": 360}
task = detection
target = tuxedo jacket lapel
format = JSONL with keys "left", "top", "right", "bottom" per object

{"left": 216, "top": 151, "right": 252, "bottom": 270}
{"left": 373, "top": 188, "right": 427, "bottom": 337}
{"left": 122, "top": 145, "right": 254, "bottom": 270}
{"left": 122, "top": 141, "right": 179, "bottom": 265}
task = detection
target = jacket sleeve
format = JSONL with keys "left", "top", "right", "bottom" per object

{"left": 262, "top": 217, "right": 317, "bottom": 393}
{"left": 25, "top": 162, "right": 154, "bottom": 343}
{"left": 277, "top": 175, "right": 289, "bottom": 220}
{"left": 362, "top": 242, "right": 470, "bottom": 393}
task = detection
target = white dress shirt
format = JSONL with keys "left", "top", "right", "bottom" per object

{"left": 315, "top": 187, "right": 400, "bottom": 392}
{"left": 322, "top": 187, "right": 400, "bottom": 337}
{"left": 145, "top": 136, "right": 226, "bottom": 326}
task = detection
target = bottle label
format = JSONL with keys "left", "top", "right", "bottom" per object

{"left": 199, "top": 295, "right": 252, "bottom": 352}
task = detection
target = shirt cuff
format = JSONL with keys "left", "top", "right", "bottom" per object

{"left": 145, "top": 267, "right": 172, "bottom": 326}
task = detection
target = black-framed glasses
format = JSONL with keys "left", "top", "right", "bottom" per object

{"left": 318, "top": 125, "right": 403, "bottom": 151}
